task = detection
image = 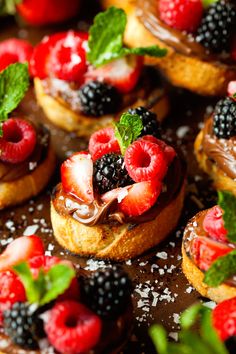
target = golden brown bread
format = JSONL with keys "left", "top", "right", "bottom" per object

{"left": 182, "top": 241, "right": 236, "bottom": 303}
{"left": 194, "top": 130, "right": 236, "bottom": 196}
{"left": 34, "top": 77, "right": 169, "bottom": 138}
{"left": 51, "top": 182, "right": 185, "bottom": 261}
{"left": 102, "top": 0, "right": 236, "bottom": 96}
{"left": 0, "top": 145, "right": 55, "bottom": 210}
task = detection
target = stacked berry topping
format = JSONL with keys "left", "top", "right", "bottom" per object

{"left": 213, "top": 96, "right": 236, "bottom": 139}
{"left": 61, "top": 108, "right": 176, "bottom": 217}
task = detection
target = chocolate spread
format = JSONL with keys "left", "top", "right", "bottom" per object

{"left": 0, "top": 121, "right": 50, "bottom": 183}
{"left": 201, "top": 117, "right": 236, "bottom": 180}
{"left": 52, "top": 155, "right": 185, "bottom": 227}
{"left": 136, "top": 0, "right": 236, "bottom": 65}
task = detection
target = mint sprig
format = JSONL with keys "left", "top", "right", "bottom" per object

{"left": 0, "top": 0, "right": 21, "bottom": 16}
{"left": 114, "top": 112, "right": 143, "bottom": 154}
{"left": 218, "top": 191, "right": 236, "bottom": 242}
{"left": 87, "top": 7, "right": 167, "bottom": 68}
{"left": 0, "top": 62, "right": 29, "bottom": 136}
{"left": 203, "top": 249, "right": 236, "bottom": 287}
{"left": 202, "top": 0, "right": 218, "bottom": 8}
{"left": 13, "top": 262, "right": 75, "bottom": 306}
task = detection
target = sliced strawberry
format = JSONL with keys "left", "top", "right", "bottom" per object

{"left": 203, "top": 206, "right": 228, "bottom": 243}
{"left": 88, "top": 127, "right": 120, "bottom": 161}
{"left": 0, "top": 235, "right": 44, "bottom": 272}
{"left": 141, "top": 135, "right": 176, "bottom": 165}
{"left": 191, "top": 236, "right": 233, "bottom": 272}
{"left": 0, "top": 38, "right": 33, "bottom": 72}
{"left": 61, "top": 152, "right": 94, "bottom": 204}
{"left": 85, "top": 55, "right": 143, "bottom": 94}
{"left": 228, "top": 81, "right": 236, "bottom": 99}
{"left": 212, "top": 297, "right": 236, "bottom": 341}
{"left": 119, "top": 179, "right": 162, "bottom": 216}
{"left": 101, "top": 186, "right": 130, "bottom": 204}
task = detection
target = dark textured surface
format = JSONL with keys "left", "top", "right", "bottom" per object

{"left": 0, "top": 3, "right": 220, "bottom": 353}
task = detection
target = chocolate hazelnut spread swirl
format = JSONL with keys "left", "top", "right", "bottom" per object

{"left": 201, "top": 118, "right": 236, "bottom": 179}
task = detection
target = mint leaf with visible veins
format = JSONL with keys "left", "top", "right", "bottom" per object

{"left": 0, "top": 63, "right": 29, "bottom": 136}
{"left": 203, "top": 249, "right": 236, "bottom": 287}
{"left": 218, "top": 191, "right": 236, "bottom": 242}
{"left": 87, "top": 6, "right": 167, "bottom": 67}
{"left": 114, "top": 112, "right": 143, "bottom": 155}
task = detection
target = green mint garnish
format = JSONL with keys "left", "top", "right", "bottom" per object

{"left": 202, "top": 0, "right": 218, "bottom": 8}
{"left": 87, "top": 6, "right": 167, "bottom": 67}
{"left": 218, "top": 191, "right": 236, "bottom": 243}
{"left": 114, "top": 112, "right": 143, "bottom": 155}
{"left": 0, "top": 0, "right": 21, "bottom": 16}
{"left": 0, "top": 62, "right": 29, "bottom": 136}
{"left": 203, "top": 249, "right": 236, "bottom": 287}
{"left": 13, "top": 262, "right": 75, "bottom": 306}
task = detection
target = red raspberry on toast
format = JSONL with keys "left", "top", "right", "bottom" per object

{"left": 0, "top": 38, "right": 33, "bottom": 72}
{"left": 89, "top": 127, "right": 121, "bottom": 161}
{"left": 212, "top": 297, "right": 236, "bottom": 341}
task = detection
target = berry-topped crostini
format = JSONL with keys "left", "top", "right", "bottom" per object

{"left": 0, "top": 63, "right": 55, "bottom": 209}
{"left": 0, "top": 38, "right": 33, "bottom": 72}
{"left": 150, "top": 300, "right": 236, "bottom": 354}
{"left": 194, "top": 86, "right": 236, "bottom": 195}
{"left": 51, "top": 109, "right": 186, "bottom": 260}
{"left": 30, "top": 7, "right": 169, "bottom": 137}
{"left": 0, "top": 235, "right": 133, "bottom": 353}
{"left": 182, "top": 191, "right": 236, "bottom": 303}
{"left": 102, "top": 0, "right": 236, "bottom": 96}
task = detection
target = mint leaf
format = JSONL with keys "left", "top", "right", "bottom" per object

{"left": 149, "top": 325, "right": 168, "bottom": 354}
{"left": 218, "top": 191, "right": 236, "bottom": 242}
{"left": 87, "top": 7, "right": 167, "bottom": 67}
{"left": 203, "top": 249, "right": 236, "bottom": 287}
{"left": 0, "top": 0, "right": 21, "bottom": 16}
{"left": 180, "top": 303, "right": 203, "bottom": 329}
{"left": 114, "top": 112, "right": 143, "bottom": 154}
{"left": 202, "top": 0, "right": 218, "bottom": 8}
{"left": 0, "top": 63, "right": 29, "bottom": 136}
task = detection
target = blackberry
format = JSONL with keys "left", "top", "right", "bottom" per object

{"left": 196, "top": 1, "right": 236, "bottom": 53}
{"left": 78, "top": 80, "right": 121, "bottom": 117}
{"left": 128, "top": 106, "right": 161, "bottom": 138}
{"left": 225, "top": 336, "right": 236, "bottom": 354}
{"left": 3, "top": 302, "right": 43, "bottom": 349}
{"left": 81, "top": 266, "right": 132, "bottom": 318}
{"left": 93, "top": 153, "right": 133, "bottom": 194}
{"left": 213, "top": 97, "right": 236, "bottom": 139}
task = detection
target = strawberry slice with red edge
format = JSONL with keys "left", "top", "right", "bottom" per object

{"left": 191, "top": 236, "right": 233, "bottom": 272}
{"left": 212, "top": 297, "right": 236, "bottom": 341}
{"left": 85, "top": 55, "right": 143, "bottom": 94}
{"left": 61, "top": 152, "right": 94, "bottom": 204}
{"left": 0, "top": 38, "right": 33, "bottom": 72}
{"left": 203, "top": 206, "right": 228, "bottom": 243}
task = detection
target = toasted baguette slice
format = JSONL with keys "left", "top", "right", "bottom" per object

{"left": 102, "top": 0, "right": 236, "bottom": 96}
{"left": 194, "top": 131, "right": 236, "bottom": 196}
{"left": 51, "top": 181, "right": 185, "bottom": 261}
{"left": 34, "top": 77, "right": 169, "bottom": 138}
{"left": 182, "top": 238, "right": 236, "bottom": 303}
{"left": 0, "top": 145, "right": 55, "bottom": 210}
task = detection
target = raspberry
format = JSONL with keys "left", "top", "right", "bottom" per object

{"left": 0, "top": 118, "right": 37, "bottom": 164}
{"left": 213, "top": 97, "right": 236, "bottom": 139}
{"left": 140, "top": 136, "right": 176, "bottom": 165}
{"left": 159, "top": 0, "right": 203, "bottom": 33}
{"left": 128, "top": 106, "right": 161, "bottom": 138}
{"left": 0, "top": 271, "right": 26, "bottom": 326}
{"left": 0, "top": 38, "right": 33, "bottom": 72}
{"left": 124, "top": 140, "right": 167, "bottom": 182}
{"left": 88, "top": 127, "right": 120, "bottom": 160}
{"left": 212, "top": 297, "right": 236, "bottom": 341}
{"left": 45, "top": 300, "right": 102, "bottom": 354}
{"left": 203, "top": 206, "right": 228, "bottom": 243}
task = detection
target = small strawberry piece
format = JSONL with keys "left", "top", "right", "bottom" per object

{"left": 228, "top": 81, "right": 236, "bottom": 99}
{"left": 85, "top": 55, "right": 143, "bottom": 94}
{"left": 119, "top": 179, "right": 162, "bottom": 216}
{"left": 0, "top": 271, "right": 26, "bottom": 326}
{"left": 0, "top": 235, "right": 44, "bottom": 272}
{"left": 141, "top": 135, "right": 176, "bottom": 165}
{"left": 0, "top": 38, "right": 33, "bottom": 72}
{"left": 88, "top": 127, "right": 120, "bottom": 160}
{"left": 61, "top": 152, "right": 94, "bottom": 204}
{"left": 0, "top": 118, "right": 36, "bottom": 164}
{"left": 124, "top": 139, "right": 168, "bottom": 182}
{"left": 101, "top": 186, "right": 130, "bottom": 204}
{"left": 45, "top": 300, "right": 102, "bottom": 354}
{"left": 212, "top": 297, "right": 236, "bottom": 341}
{"left": 191, "top": 236, "right": 233, "bottom": 272}
{"left": 159, "top": 0, "right": 203, "bottom": 33}
{"left": 203, "top": 206, "right": 228, "bottom": 243}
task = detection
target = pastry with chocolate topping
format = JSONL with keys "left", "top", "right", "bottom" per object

{"left": 0, "top": 235, "right": 133, "bottom": 354}
{"left": 30, "top": 7, "right": 169, "bottom": 138}
{"left": 51, "top": 109, "right": 186, "bottom": 260}
{"left": 102, "top": 0, "right": 236, "bottom": 96}
{"left": 182, "top": 191, "right": 236, "bottom": 303}
{"left": 0, "top": 63, "right": 55, "bottom": 210}
{"left": 194, "top": 86, "right": 236, "bottom": 195}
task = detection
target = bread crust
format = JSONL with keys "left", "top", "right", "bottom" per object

{"left": 102, "top": 0, "right": 236, "bottom": 96}
{"left": 51, "top": 181, "right": 185, "bottom": 261}
{"left": 0, "top": 145, "right": 55, "bottom": 210}
{"left": 182, "top": 242, "right": 236, "bottom": 303}
{"left": 194, "top": 130, "right": 236, "bottom": 196}
{"left": 34, "top": 77, "right": 169, "bottom": 137}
